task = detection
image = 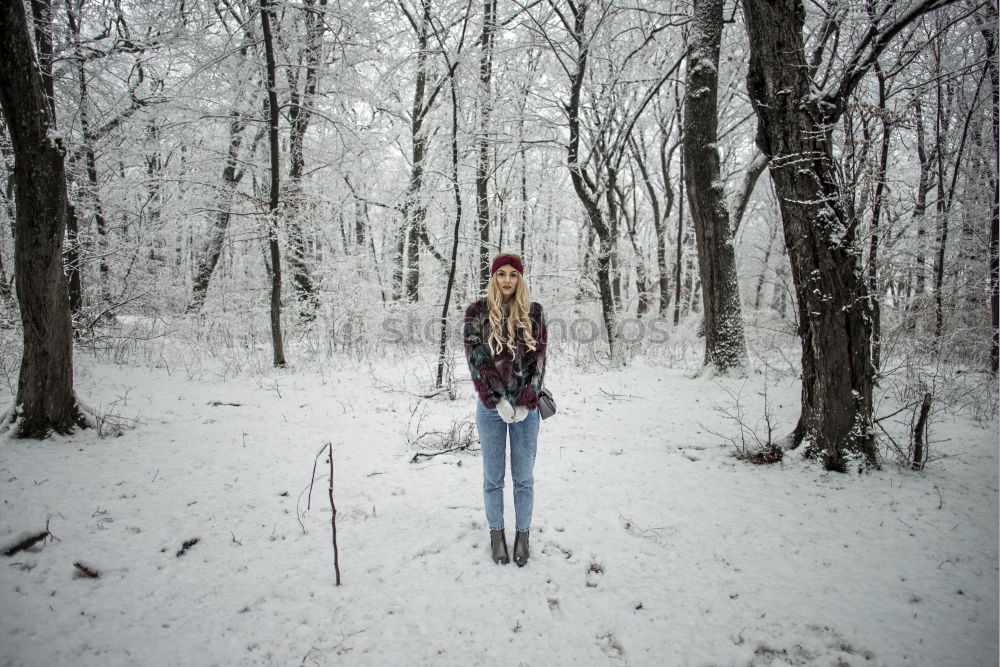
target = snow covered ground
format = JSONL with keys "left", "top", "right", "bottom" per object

{"left": 1, "top": 343, "right": 997, "bottom": 666}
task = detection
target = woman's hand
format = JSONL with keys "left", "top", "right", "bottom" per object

{"left": 496, "top": 398, "right": 516, "bottom": 423}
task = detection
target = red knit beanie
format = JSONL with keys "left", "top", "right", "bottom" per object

{"left": 490, "top": 254, "right": 524, "bottom": 276}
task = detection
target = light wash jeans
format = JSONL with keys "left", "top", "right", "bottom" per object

{"left": 476, "top": 400, "right": 540, "bottom": 532}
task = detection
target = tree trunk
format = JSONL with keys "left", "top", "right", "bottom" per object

{"left": 754, "top": 221, "right": 778, "bottom": 311}
{"left": 659, "top": 132, "right": 678, "bottom": 318}
{"left": 0, "top": 132, "right": 14, "bottom": 306}
{"left": 0, "top": 0, "right": 86, "bottom": 436}
{"left": 744, "top": 0, "right": 877, "bottom": 470}
{"left": 476, "top": 0, "right": 496, "bottom": 293}
{"left": 984, "top": 19, "right": 999, "bottom": 373}
{"left": 673, "top": 172, "right": 685, "bottom": 323}
{"left": 564, "top": 5, "right": 617, "bottom": 358}
{"left": 683, "top": 0, "right": 748, "bottom": 374}
{"left": 65, "top": 203, "right": 83, "bottom": 319}
{"left": 617, "top": 179, "right": 652, "bottom": 316}
{"left": 631, "top": 132, "right": 673, "bottom": 318}
{"left": 284, "top": 0, "right": 326, "bottom": 321}
{"left": 83, "top": 146, "right": 110, "bottom": 304}
{"left": 932, "top": 45, "right": 950, "bottom": 340}
{"left": 33, "top": 0, "right": 83, "bottom": 320}
{"left": 606, "top": 166, "right": 622, "bottom": 310}
{"left": 730, "top": 150, "right": 768, "bottom": 235}
{"left": 911, "top": 98, "right": 933, "bottom": 307}
{"left": 437, "top": 49, "right": 464, "bottom": 389}
{"left": 868, "top": 58, "right": 890, "bottom": 373}
{"left": 187, "top": 110, "right": 259, "bottom": 313}
{"left": 260, "top": 0, "right": 286, "bottom": 367}
{"left": 188, "top": 20, "right": 261, "bottom": 313}
{"left": 392, "top": 222, "right": 405, "bottom": 300}
{"left": 400, "top": 0, "right": 434, "bottom": 303}
{"left": 771, "top": 253, "right": 788, "bottom": 317}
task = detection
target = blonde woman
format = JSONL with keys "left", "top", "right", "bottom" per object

{"left": 463, "top": 253, "right": 547, "bottom": 566}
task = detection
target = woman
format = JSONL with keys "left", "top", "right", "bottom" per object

{"left": 463, "top": 253, "right": 547, "bottom": 567}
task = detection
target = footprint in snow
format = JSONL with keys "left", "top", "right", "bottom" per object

{"left": 597, "top": 632, "right": 625, "bottom": 660}
{"left": 586, "top": 561, "right": 604, "bottom": 588}
{"left": 545, "top": 578, "right": 563, "bottom": 619}
{"left": 541, "top": 541, "right": 574, "bottom": 562}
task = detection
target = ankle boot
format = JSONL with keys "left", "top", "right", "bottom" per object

{"left": 513, "top": 530, "right": 529, "bottom": 567}
{"left": 490, "top": 529, "right": 509, "bottom": 564}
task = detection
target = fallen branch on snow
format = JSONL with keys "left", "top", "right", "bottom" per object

{"left": 73, "top": 561, "right": 101, "bottom": 578}
{"left": 3, "top": 529, "right": 50, "bottom": 557}
{"left": 176, "top": 538, "right": 200, "bottom": 557}
{"left": 411, "top": 442, "right": 475, "bottom": 463}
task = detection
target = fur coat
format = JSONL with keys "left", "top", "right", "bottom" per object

{"left": 463, "top": 298, "right": 547, "bottom": 410}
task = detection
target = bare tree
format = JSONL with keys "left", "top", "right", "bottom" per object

{"left": 396, "top": 0, "right": 434, "bottom": 302}
{"left": 281, "top": 0, "right": 328, "bottom": 321}
{"left": 260, "top": 0, "right": 287, "bottom": 366}
{"left": 534, "top": 0, "right": 680, "bottom": 358}
{"left": 981, "top": 7, "right": 999, "bottom": 373}
{"left": 742, "top": 0, "right": 955, "bottom": 470}
{"left": 476, "top": 0, "right": 496, "bottom": 292}
{"left": 629, "top": 121, "right": 678, "bottom": 318}
{"left": 433, "top": 8, "right": 472, "bottom": 387}
{"left": 0, "top": 0, "right": 87, "bottom": 436}
{"left": 683, "top": 0, "right": 748, "bottom": 374}
{"left": 187, "top": 8, "right": 263, "bottom": 313}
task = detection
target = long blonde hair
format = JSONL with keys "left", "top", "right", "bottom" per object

{"left": 486, "top": 257, "right": 537, "bottom": 355}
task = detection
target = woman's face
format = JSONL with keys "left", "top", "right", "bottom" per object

{"left": 494, "top": 264, "right": 520, "bottom": 301}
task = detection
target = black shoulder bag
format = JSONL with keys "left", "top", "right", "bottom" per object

{"left": 538, "top": 388, "right": 556, "bottom": 420}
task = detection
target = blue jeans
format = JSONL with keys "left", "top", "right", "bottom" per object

{"left": 476, "top": 400, "right": 539, "bottom": 532}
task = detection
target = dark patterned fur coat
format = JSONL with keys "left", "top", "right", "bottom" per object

{"left": 463, "top": 298, "right": 547, "bottom": 410}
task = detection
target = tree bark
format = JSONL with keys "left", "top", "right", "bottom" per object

{"left": 932, "top": 43, "right": 950, "bottom": 339}
{"left": 187, "top": 108, "right": 259, "bottom": 313}
{"left": 683, "top": 0, "right": 748, "bottom": 374}
{"left": 984, "top": 18, "right": 999, "bottom": 373}
{"left": 868, "top": 55, "right": 890, "bottom": 373}
{"left": 260, "top": 0, "right": 287, "bottom": 367}
{"left": 32, "top": 0, "right": 84, "bottom": 321}
{"left": 606, "top": 163, "right": 622, "bottom": 310}
{"left": 563, "top": 3, "right": 617, "bottom": 358}
{"left": 476, "top": 0, "right": 496, "bottom": 293}
{"left": 910, "top": 98, "right": 933, "bottom": 306}
{"left": 754, "top": 221, "right": 778, "bottom": 311}
{"left": 400, "top": 0, "right": 435, "bottom": 303}
{"left": 744, "top": 0, "right": 878, "bottom": 470}
{"left": 629, "top": 132, "right": 673, "bottom": 318}
{"left": 438, "top": 44, "right": 464, "bottom": 389}
{"left": 284, "top": 0, "right": 326, "bottom": 321}
{"left": 187, "top": 21, "right": 261, "bottom": 313}
{"left": 659, "top": 131, "right": 678, "bottom": 317}
{"left": 730, "top": 150, "right": 768, "bottom": 235}
{"left": 0, "top": 0, "right": 86, "bottom": 436}
{"left": 673, "top": 146, "right": 685, "bottom": 326}
{"left": 770, "top": 251, "right": 789, "bottom": 317}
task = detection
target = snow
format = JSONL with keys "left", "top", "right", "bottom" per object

{"left": 1, "top": 351, "right": 997, "bottom": 666}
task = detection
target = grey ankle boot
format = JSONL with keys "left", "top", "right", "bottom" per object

{"left": 513, "top": 530, "right": 529, "bottom": 567}
{"left": 490, "top": 529, "right": 509, "bottom": 564}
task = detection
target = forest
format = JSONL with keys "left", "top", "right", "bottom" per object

{"left": 0, "top": 0, "right": 997, "bottom": 664}
{"left": 1, "top": 0, "right": 996, "bottom": 464}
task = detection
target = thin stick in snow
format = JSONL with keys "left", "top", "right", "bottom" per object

{"left": 327, "top": 442, "right": 341, "bottom": 586}
{"left": 306, "top": 442, "right": 328, "bottom": 511}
